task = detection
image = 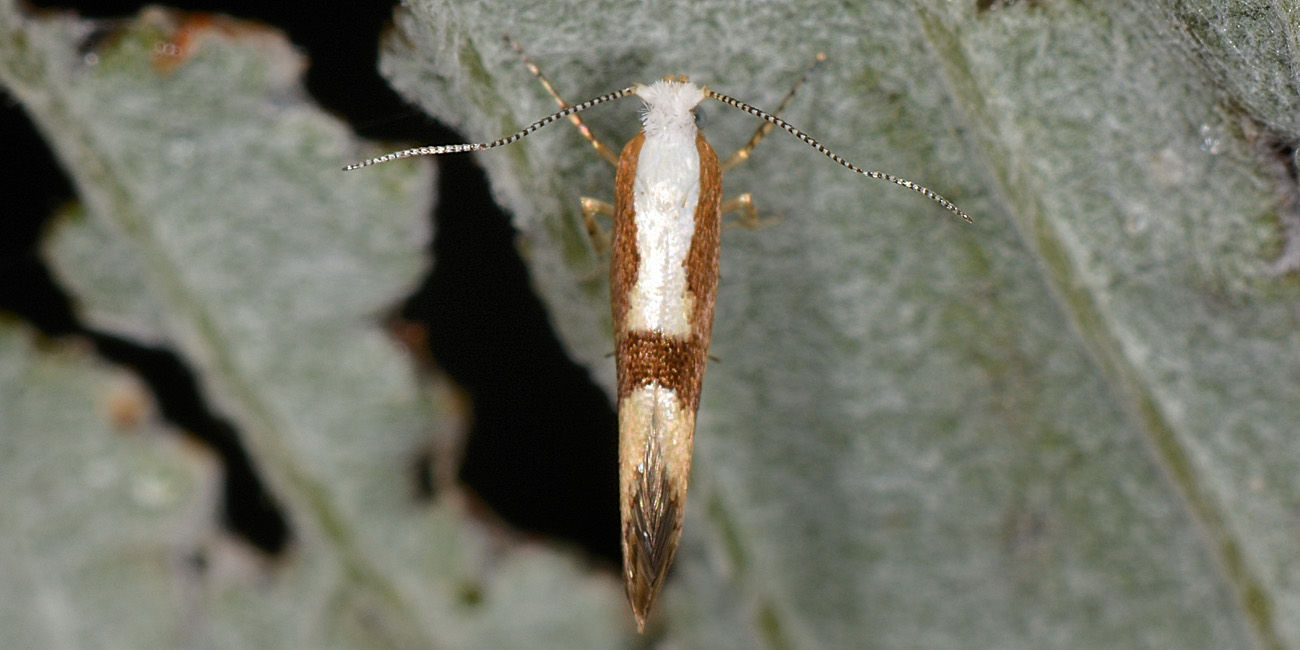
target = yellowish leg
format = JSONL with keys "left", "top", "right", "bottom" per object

{"left": 506, "top": 35, "right": 621, "bottom": 256}
{"left": 506, "top": 34, "right": 621, "bottom": 167}
{"left": 721, "top": 193, "right": 783, "bottom": 230}
{"left": 720, "top": 53, "right": 826, "bottom": 171}
{"left": 717, "top": 54, "right": 823, "bottom": 231}
{"left": 582, "top": 197, "right": 616, "bottom": 255}
{"left": 716, "top": 55, "right": 825, "bottom": 230}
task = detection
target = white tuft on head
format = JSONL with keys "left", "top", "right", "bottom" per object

{"left": 633, "top": 80, "right": 706, "bottom": 140}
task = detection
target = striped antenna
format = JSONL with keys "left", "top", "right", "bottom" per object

{"left": 706, "top": 90, "right": 973, "bottom": 223}
{"left": 720, "top": 52, "right": 827, "bottom": 170}
{"left": 504, "top": 34, "right": 621, "bottom": 166}
{"left": 342, "top": 86, "right": 637, "bottom": 171}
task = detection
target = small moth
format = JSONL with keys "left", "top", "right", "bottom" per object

{"left": 346, "top": 37, "right": 970, "bottom": 631}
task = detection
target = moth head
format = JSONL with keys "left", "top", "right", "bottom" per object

{"left": 633, "top": 78, "right": 708, "bottom": 137}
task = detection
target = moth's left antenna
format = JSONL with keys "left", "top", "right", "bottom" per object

{"left": 343, "top": 86, "right": 636, "bottom": 171}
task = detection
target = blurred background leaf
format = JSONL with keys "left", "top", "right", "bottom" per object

{"left": 0, "top": 3, "right": 625, "bottom": 649}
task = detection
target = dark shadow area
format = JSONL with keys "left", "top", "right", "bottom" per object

{"left": 404, "top": 151, "right": 620, "bottom": 563}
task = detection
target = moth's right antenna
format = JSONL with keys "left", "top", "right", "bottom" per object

{"left": 707, "top": 89, "right": 972, "bottom": 223}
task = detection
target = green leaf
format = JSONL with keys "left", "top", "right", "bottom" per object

{"left": 6, "top": 0, "right": 1300, "bottom": 647}
{"left": 0, "top": 322, "right": 219, "bottom": 650}
{"left": 0, "top": 3, "right": 626, "bottom": 648}
{"left": 371, "top": 0, "right": 1299, "bottom": 648}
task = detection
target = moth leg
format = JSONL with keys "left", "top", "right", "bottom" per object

{"left": 720, "top": 52, "right": 826, "bottom": 171}
{"left": 582, "top": 197, "right": 616, "bottom": 254}
{"left": 721, "top": 193, "right": 783, "bottom": 230}
{"left": 506, "top": 34, "right": 620, "bottom": 167}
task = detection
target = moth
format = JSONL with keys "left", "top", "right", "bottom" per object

{"left": 346, "top": 36, "right": 970, "bottom": 631}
